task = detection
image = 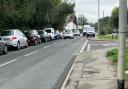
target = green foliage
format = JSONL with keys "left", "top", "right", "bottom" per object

{"left": 94, "top": 16, "right": 112, "bottom": 34}
{"left": 77, "top": 15, "right": 87, "bottom": 26}
{"left": 97, "top": 34, "right": 114, "bottom": 40}
{"left": 107, "top": 48, "right": 128, "bottom": 70}
{"left": 0, "top": 0, "right": 75, "bottom": 30}
{"left": 110, "top": 7, "right": 119, "bottom": 29}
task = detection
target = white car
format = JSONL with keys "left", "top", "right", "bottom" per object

{"left": 63, "top": 29, "right": 74, "bottom": 39}
{"left": 73, "top": 29, "right": 80, "bottom": 36}
{"left": 44, "top": 28, "right": 55, "bottom": 40}
{"left": 0, "top": 29, "right": 28, "bottom": 50}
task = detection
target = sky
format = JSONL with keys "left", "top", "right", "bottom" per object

{"left": 74, "top": 0, "right": 119, "bottom": 23}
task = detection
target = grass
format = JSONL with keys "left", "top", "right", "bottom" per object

{"left": 107, "top": 48, "right": 128, "bottom": 80}
{"left": 97, "top": 34, "right": 118, "bottom": 40}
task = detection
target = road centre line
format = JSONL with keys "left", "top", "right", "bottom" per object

{"left": 43, "top": 45, "right": 51, "bottom": 49}
{"left": 43, "top": 43, "right": 58, "bottom": 49}
{"left": 52, "top": 43, "right": 57, "bottom": 45}
{"left": 0, "top": 42, "right": 58, "bottom": 67}
{"left": 0, "top": 59, "right": 19, "bottom": 67}
{"left": 24, "top": 50, "right": 40, "bottom": 57}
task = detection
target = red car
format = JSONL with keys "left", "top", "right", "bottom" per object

{"left": 23, "top": 30, "right": 41, "bottom": 45}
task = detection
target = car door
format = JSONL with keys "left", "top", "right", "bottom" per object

{"left": 19, "top": 31, "right": 27, "bottom": 46}
{"left": 17, "top": 30, "right": 24, "bottom": 46}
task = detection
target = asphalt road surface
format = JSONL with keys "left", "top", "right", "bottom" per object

{"left": 0, "top": 36, "right": 86, "bottom": 89}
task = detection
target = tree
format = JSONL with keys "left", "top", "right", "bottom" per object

{"left": 0, "top": 0, "right": 75, "bottom": 30}
{"left": 77, "top": 15, "right": 88, "bottom": 27}
{"left": 110, "top": 7, "right": 119, "bottom": 29}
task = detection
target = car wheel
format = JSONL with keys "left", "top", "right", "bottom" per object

{"left": 34, "top": 40, "right": 37, "bottom": 45}
{"left": 39, "top": 39, "right": 41, "bottom": 44}
{"left": 3, "top": 44, "right": 8, "bottom": 54}
{"left": 17, "top": 42, "right": 20, "bottom": 50}
{"left": 25, "top": 41, "right": 28, "bottom": 48}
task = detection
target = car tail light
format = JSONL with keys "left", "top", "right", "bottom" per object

{"left": 12, "top": 36, "right": 17, "bottom": 40}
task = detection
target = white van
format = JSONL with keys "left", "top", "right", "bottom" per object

{"left": 44, "top": 28, "right": 55, "bottom": 40}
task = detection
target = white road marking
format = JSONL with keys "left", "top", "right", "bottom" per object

{"left": 43, "top": 45, "right": 51, "bottom": 49}
{"left": 24, "top": 50, "right": 40, "bottom": 57}
{"left": 61, "top": 39, "right": 88, "bottom": 89}
{"left": 0, "top": 42, "right": 59, "bottom": 67}
{"left": 80, "top": 40, "right": 88, "bottom": 53}
{"left": 103, "top": 43, "right": 118, "bottom": 46}
{"left": 52, "top": 43, "right": 58, "bottom": 46}
{"left": 18, "top": 57, "right": 23, "bottom": 59}
{"left": 87, "top": 44, "right": 90, "bottom": 52}
{"left": 43, "top": 43, "right": 58, "bottom": 49}
{"left": 0, "top": 59, "right": 19, "bottom": 67}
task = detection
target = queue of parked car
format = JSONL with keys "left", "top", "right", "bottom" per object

{"left": 0, "top": 28, "right": 81, "bottom": 55}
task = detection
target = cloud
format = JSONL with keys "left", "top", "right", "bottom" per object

{"left": 74, "top": 0, "right": 118, "bottom": 23}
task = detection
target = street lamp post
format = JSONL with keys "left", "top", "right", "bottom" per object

{"left": 118, "top": 0, "right": 127, "bottom": 89}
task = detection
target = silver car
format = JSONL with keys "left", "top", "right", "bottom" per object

{"left": 0, "top": 37, "right": 8, "bottom": 54}
{"left": 0, "top": 29, "right": 28, "bottom": 50}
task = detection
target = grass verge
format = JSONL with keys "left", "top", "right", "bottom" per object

{"left": 97, "top": 34, "right": 118, "bottom": 40}
{"left": 106, "top": 48, "right": 128, "bottom": 80}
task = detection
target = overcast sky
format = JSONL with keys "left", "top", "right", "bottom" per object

{"left": 74, "top": 0, "right": 119, "bottom": 23}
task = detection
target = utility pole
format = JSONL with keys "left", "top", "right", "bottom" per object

{"left": 103, "top": 10, "right": 104, "bottom": 19}
{"left": 118, "top": 0, "right": 127, "bottom": 89}
{"left": 97, "top": 0, "right": 100, "bottom": 34}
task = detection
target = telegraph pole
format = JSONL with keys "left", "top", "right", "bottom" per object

{"left": 118, "top": 0, "right": 127, "bottom": 89}
{"left": 97, "top": 0, "right": 100, "bottom": 34}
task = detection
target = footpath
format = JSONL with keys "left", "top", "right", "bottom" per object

{"left": 64, "top": 47, "right": 118, "bottom": 89}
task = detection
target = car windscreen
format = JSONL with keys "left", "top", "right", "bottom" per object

{"left": 87, "top": 28, "right": 95, "bottom": 32}
{"left": 65, "top": 30, "right": 71, "bottom": 34}
{"left": 1, "top": 31, "right": 14, "bottom": 36}
{"left": 74, "top": 30, "right": 79, "bottom": 33}
{"left": 45, "top": 29, "right": 51, "bottom": 33}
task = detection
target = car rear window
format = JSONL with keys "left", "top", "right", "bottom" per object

{"left": 1, "top": 31, "right": 14, "bottom": 36}
{"left": 45, "top": 29, "right": 51, "bottom": 33}
{"left": 24, "top": 32, "right": 31, "bottom": 36}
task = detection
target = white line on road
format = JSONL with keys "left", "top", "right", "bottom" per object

{"left": 24, "top": 50, "right": 40, "bottom": 57}
{"left": 61, "top": 39, "right": 88, "bottom": 89}
{"left": 80, "top": 40, "right": 88, "bottom": 53}
{"left": 18, "top": 57, "right": 23, "bottom": 59}
{"left": 43, "top": 45, "right": 51, "bottom": 49}
{"left": 51, "top": 43, "right": 58, "bottom": 46}
{"left": 43, "top": 43, "right": 58, "bottom": 49}
{"left": 0, "top": 59, "right": 19, "bottom": 67}
{"left": 87, "top": 43, "right": 90, "bottom": 52}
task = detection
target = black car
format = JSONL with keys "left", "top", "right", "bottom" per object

{"left": 38, "top": 30, "right": 50, "bottom": 42}
{"left": 0, "top": 37, "right": 8, "bottom": 54}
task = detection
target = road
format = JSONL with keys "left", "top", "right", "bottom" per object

{"left": 87, "top": 39, "right": 118, "bottom": 51}
{"left": 0, "top": 36, "right": 86, "bottom": 89}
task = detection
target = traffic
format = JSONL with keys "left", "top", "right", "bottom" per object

{"left": 0, "top": 28, "right": 82, "bottom": 55}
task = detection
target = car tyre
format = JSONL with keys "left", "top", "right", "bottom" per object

{"left": 3, "top": 44, "right": 8, "bottom": 54}
{"left": 34, "top": 40, "right": 37, "bottom": 45}
{"left": 17, "top": 42, "right": 20, "bottom": 50}
{"left": 25, "top": 42, "right": 28, "bottom": 48}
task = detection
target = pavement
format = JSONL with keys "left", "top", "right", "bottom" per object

{"left": 64, "top": 47, "right": 118, "bottom": 89}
